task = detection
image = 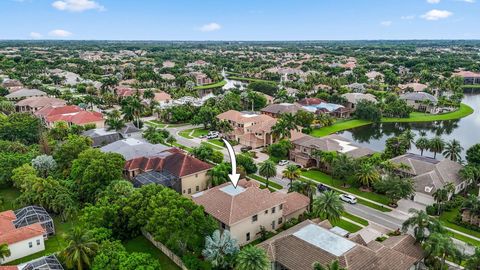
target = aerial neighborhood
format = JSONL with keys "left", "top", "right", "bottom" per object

{"left": 1, "top": 1, "right": 480, "bottom": 270}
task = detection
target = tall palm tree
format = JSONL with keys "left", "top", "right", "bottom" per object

{"left": 429, "top": 136, "right": 445, "bottom": 159}
{"left": 442, "top": 139, "right": 463, "bottom": 162}
{"left": 0, "top": 243, "right": 11, "bottom": 261}
{"left": 401, "top": 129, "right": 415, "bottom": 150}
{"left": 61, "top": 227, "right": 99, "bottom": 270}
{"left": 236, "top": 246, "right": 270, "bottom": 270}
{"left": 271, "top": 113, "right": 299, "bottom": 140}
{"left": 423, "top": 233, "right": 462, "bottom": 269}
{"left": 415, "top": 136, "right": 430, "bottom": 156}
{"left": 202, "top": 230, "right": 239, "bottom": 269}
{"left": 401, "top": 209, "right": 444, "bottom": 243}
{"left": 289, "top": 179, "right": 317, "bottom": 212}
{"left": 259, "top": 160, "right": 277, "bottom": 189}
{"left": 313, "top": 260, "right": 346, "bottom": 270}
{"left": 355, "top": 163, "right": 380, "bottom": 188}
{"left": 282, "top": 164, "right": 301, "bottom": 187}
{"left": 312, "top": 190, "right": 344, "bottom": 223}
{"left": 432, "top": 188, "right": 449, "bottom": 216}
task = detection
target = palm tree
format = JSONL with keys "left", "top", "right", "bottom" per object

{"left": 432, "top": 188, "right": 449, "bottom": 216}
{"left": 423, "top": 233, "right": 462, "bottom": 269}
{"left": 312, "top": 190, "right": 344, "bottom": 223}
{"left": 236, "top": 246, "right": 270, "bottom": 270}
{"left": 61, "top": 227, "right": 99, "bottom": 270}
{"left": 312, "top": 260, "right": 346, "bottom": 270}
{"left": 289, "top": 179, "right": 317, "bottom": 212}
{"left": 0, "top": 243, "right": 11, "bottom": 261}
{"left": 355, "top": 163, "right": 380, "bottom": 188}
{"left": 401, "top": 209, "right": 444, "bottom": 243}
{"left": 271, "top": 113, "right": 299, "bottom": 140}
{"left": 415, "top": 136, "right": 430, "bottom": 156}
{"left": 442, "top": 139, "right": 463, "bottom": 162}
{"left": 105, "top": 109, "right": 125, "bottom": 131}
{"left": 259, "top": 160, "right": 277, "bottom": 189}
{"left": 202, "top": 230, "right": 239, "bottom": 269}
{"left": 282, "top": 164, "right": 301, "bottom": 187}
{"left": 401, "top": 129, "right": 415, "bottom": 150}
{"left": 465, "top": 247, "right": 480, "bottom": 270}
{"left": 429, "top": 136, "right": 445, "bottom": 159}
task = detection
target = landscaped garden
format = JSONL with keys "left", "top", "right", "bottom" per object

{"left": 194, "top": 80, "right": 227, "bottom": 90}
{"left": 124, "top": 236, "right": 180, "bottom": 270}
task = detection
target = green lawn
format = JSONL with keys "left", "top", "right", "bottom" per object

{"left": 462, "top": 84, "right": 480, "bottom": 89}
{"left": 179, "top": 128, "right": 209, "bottom": 139}
{"left": 208, "top": 139, "right": 225, "bottom": 148}
{"left": 439, "top": 207, "right": 480, "bottom": 239}
{"left": 145, "top": 120, "right": 167, "bottom": 128}
{"left": 301, "top": 170, "right": 391, "bottom": 206}
{"left": 343, "top": 212, "right": 369, "bottom": 226}
{"left": 194, "top": 80, "right": 226, "bottom": 90}
{"left": 227, "top": 76, "right": 277, "bottom": 84}
{"left": 7, "top": 216, "right": 75, "bottom": 265}
{"left": 172, "top": 142, "right": 193, "bottom": 153}
{"left": 124, "top": 236, "right": 180, "bottom": 270}
{"left": 247, "top": 174, "right": 284, "bottom": 190}
{"left": 310, "top": 103, "right": 474, "bottom": 137}
{"left": 0, "top": 186, "right": 22, "bottom": 212}
{"left": 331, "top": 219, "right": 363, "bottom": 233}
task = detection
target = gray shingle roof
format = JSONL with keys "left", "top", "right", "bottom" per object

{"left": 399, "top": 92, "right": 438, "bottom": 103}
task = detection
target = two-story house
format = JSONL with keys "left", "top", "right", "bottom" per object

{"left": 193, "top": 180, "right": 309, "bottom": 245}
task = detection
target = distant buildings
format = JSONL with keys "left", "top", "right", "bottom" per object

{"left": 189, "top": 72, "right": 212, "bottom": 86}
{"left": 453, "top": 70, "right": 480, "bottom": 85}
{"left": 193, "top": 179, "right": 309, "bottom": 245}
{"left": 389, "top": 153, "right": 470, "bottom": 205}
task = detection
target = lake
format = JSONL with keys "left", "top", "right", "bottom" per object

{"left": 339, "top": 93, "right": 480, "bottom": 160}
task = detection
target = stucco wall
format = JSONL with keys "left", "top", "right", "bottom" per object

{"left": 0, "top": 235, "right": 45, "bottom": 263}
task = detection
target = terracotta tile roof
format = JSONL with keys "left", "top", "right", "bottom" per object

{"left": 35, "top": 105, "right": 82, "bottom": 118}
{"left": 0, "top": 266, "right": 18, "bottom": 270}
{"left": 260, "top": 103, "right": 305, "bottom": 115}
{"left": 283, "top": 192, "right": 309, "bottom": 216}
{"left": 453, "top": 70, "right": 480, "bottom": 78}
{"left": 125, "top": 151, "right": 212, "bottom": 177}
{"left": 35, "top": 105, "right": 103, "bottom": 125}
{"left": 217, "top": 110, "right": 275, "bottom": 125}
{"left": 297, "top": 98, "right": 325, "bottom": 106}
{"left": 193, "top": 180, "right": 306, "bottom": 225}
{"left": 154, "top": 91, "right": 172, "bottom": 102}
{"left": 0, "top": 210, "right": 45, "bottom": 245}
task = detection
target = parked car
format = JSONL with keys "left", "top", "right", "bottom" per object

{"left": 317, "top": 184, "right": 330, "bottom": 193}
{"left": 240, "top": 146, "right": 252, "bottom": 152}
{"left": 206, "top": 134, "right": 218, "bottom": 139}
{"left": 278, "top": 160, "right": 289, "bottom": 166}
{"left": 208, "top": 131, "right": 219, "bottom": 136}
{"left": 339, "top": 194, "right": 357, "bottom": 204}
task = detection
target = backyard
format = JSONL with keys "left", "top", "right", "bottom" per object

{"left": 124, "top": 236, "right": 180, "bottom": 270}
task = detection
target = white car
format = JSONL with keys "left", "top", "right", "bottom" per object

{"left": 278, "top": 160, "right": 289, "bottom": 166}
{"left": 339, "top": 194, "right": 357, "bottom": 204}
{"left": 208, "top": 131, "right": 219, "bottom": 136}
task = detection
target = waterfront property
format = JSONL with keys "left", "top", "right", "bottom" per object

{"left": 192, "top": 179, "right": 309, "bottom": 245}
{"left": 257, "top": 219, "right": 424, "bottom": 270}
{"left": 389, "top": 153, "right": 470, "bottom": 205}
{"left": 454, "top": 70, "right": 480, "bottom": 85}
{"left": 341, "top": 93, "right": 377, "bottom": 112}
{"left": 260, "top": 103, "right": 305, "bottom": 118}
{"left": 399, "top": 92, "right": 439, "bottom": 114}
{"left": 289, "top": 134, "right": 376, "bottom": 168}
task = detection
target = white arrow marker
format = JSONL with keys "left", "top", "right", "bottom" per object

{"left": 222, "top": 139, "right": 240, "bottom": 188}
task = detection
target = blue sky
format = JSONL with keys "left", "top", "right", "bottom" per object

{"left": 1, "top": 0, "right": 479, "bottom": 40}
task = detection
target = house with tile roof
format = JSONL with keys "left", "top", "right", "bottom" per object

{"left": 258, "top": 219, "right": 424, "bottom": 270}
{"left": 217, "top": 110, "right": 304, "bottom": 149}
{"left": 260, "top": 103, "right": 305, "bottom": 118}
{"left": 289, "top": 134, "right": 376, "bottom": 168}
{"left": 35, "top": 105, "right": 104, "bottom": 128}
{"left": 389, "top": 153, "right": 470, "bottom": 205}
{"left": 193, "top": 179, "right": 309, "bottom": 245}
{"left": 5, "top": 89, "right": 46, "bottom": 101}
{"left": 15, "top": 96, "right": 66, "bottom": 113}
{"left": 453, "top": 70, "right": 480, "bottom": 85}
{"left": 341, "top": 93, "right": 377, "bottom": 112}
{"left": 124, "top": 148, "right": 213, "bottom": 197}
{"left": 0, "top": 209, "right": 48, "bottom": 264}
{"left": 399, "top": 92, "right": 439, "bottom": 114}
{"left": 398, "top": 82, "right": 428, "bottom": 93}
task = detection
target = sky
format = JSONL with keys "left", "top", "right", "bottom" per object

{"left": 1, "top": 0, "right": 479, "bottom": 40}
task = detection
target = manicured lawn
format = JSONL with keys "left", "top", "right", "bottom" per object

{"left": 207, "top": 139, "right": 225, "bottom": 148}
{"left": 172, "top": 142, "right": 193, "bottom": 152}
{"left": 0, "top": 186, "right": 22, "bottom": 212}
{"left": 179, "top": 128, "right": 209, "bottom": 139}
{"left": 194, "top": 80, "right": 227, "bottom": 90}
{"left": 247, "top": 174, "right": 284, "bottom": 190}
{"left": 439, "top": 208, "right": 480, "bottom": 239}
{"left": 310, "top": 103, "right": 474, "bottom": 137}
{"left": 301, "top": 170, "right": 391, "bottom": 206}
{"left": 343, "top": 212, "right": 369, "bottom": 226}
{"left": 331, "top": 219, "right": 363, "bottom": 233}
{"left": 145, "top": 120, "right": 167, "bottom": 128}
{"left": 227, "top": 76, "right": 277, "bottom": 84}
{"left": 124, "top": 236, "right": 180, "bottom": 270}
{"left": 7, "top": 216, "right": 75, "bottom": 265}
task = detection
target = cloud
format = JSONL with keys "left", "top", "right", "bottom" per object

{"left": 29, "top": 32, "right": 43, "bottom": 39}
{"left": 199, "top": 23, "right": 222, "bottom": 32}
{"left": 401, "top": 15, "right": 415, "bottom": 20}
{"left": 380, "top": 21, "right": 392, "bottom": 27}
{"left": 421, "top": 9, "right": 453, "bottom": 20}
{"left": 49, "top": 29, "right": 72, "bottom": 37}
{"left": 52, "top": 0, "right": 104, "bottom": 12}
{"left": 427, "top": 0, "right": 440, "bottom": 3}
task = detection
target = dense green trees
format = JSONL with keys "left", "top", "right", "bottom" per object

{"left": 0, "top": 140, "right": 38, "bottom": 185}
{"left": 466, "top": 144, "right": 480, "bottom": 165}
{"left": 192, "top": 143, "right": 224, "bottom": 164}
{"left": 62, "top": 227, "right": 100, "bottom": 270}
{"left": 0, "top": 243, "right": 11, "bottom": 261}
{"left": 0, "top": 113, "right": 43, "bottom": 145}
{"left": 373, "top": 175, "right": 415, "bottom": 206}
{"left": 247, "top": 81, "right": 278, "bottom": 96}
{"left": 354, "top": 100, "right": 382, "bottom": 122}
{"left": 267, "top": 140, "right": 293, "bottom": 159}
{"left": 53, "top": 135, "right": 92, "bottom": 175}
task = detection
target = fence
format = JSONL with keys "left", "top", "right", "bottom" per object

{"left": 141, "top": 229, "right": 189, "bottom": 270}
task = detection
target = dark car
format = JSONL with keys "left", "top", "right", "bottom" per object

{"left": 317, "top": 184, "right": 330, "bottom": 192}
{"left": 240, "top": 146, "right": 252, "bottom": 152}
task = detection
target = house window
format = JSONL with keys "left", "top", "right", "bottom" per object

{"left": 278, "top": 218, "right": 283, "bottom": 225}
{"left": 264, "top": 210, "right": 268, "bottom": 214}
{"left": 279, "top": 204, "right": 283, "bottom": 210}
{"left": 252, "top": 215, "right": 258, "bottom": 222}
{"left": 271, "top": 207, "right": 276, "bottom": 214}
{"left": 188, "top": 188, "right": 192, "bottom": 194}
{"left": 196, "top": 186, "right": 200, "bottom": 192}
{"left": 246, "top": 233, "right": 250, "bottom": 241}
{"left": 195, "top": 174, "right": 198, "bottom": 178}
{"left": 29, "top": 242, "right": 33, "bottom": 248}
{"left": 271, "top": 220, "right": 276, "bottom": 229}
{"left": 36, "top": 239, "right": 41, "bottom": 246}
{"left": 183, "top": 190, "right": 186, "bottom": 194}
{"left": 221, "top": 223, "right": 226, "bottom": 229}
